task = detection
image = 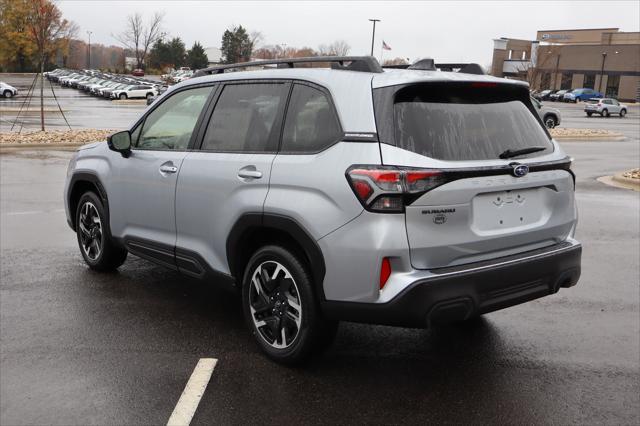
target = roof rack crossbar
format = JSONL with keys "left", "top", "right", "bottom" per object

{"left": 194, "top": 56, "right": 383, "bottom": 77}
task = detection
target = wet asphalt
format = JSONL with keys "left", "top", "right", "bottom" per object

{"left": 1, "top": 76, "right": 639, "bottom": 425}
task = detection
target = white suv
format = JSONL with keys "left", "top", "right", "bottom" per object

{"left": 584, "top": 98, "right": 628, "bottom": 117}
{"left": 0, "top": 81, "right": 18, "bottom": 98}
{"left": 110, "top": 84, "right": 158, "bottom": 100}
{"left": 64, "top": 56, "right": 582, "bottom": 364}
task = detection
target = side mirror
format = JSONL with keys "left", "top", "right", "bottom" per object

{"left": 108, "top": 130, "right": 132, "bottom": 157}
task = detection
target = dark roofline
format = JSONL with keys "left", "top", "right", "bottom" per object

{"left": 536, "top": 27, "right": 619, "bottom": 32}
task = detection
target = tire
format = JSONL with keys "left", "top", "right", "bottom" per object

{"left": 119, "top": 93, "right": 127, "bottom": 100}
{"left": 620, "top": 109, "right": 626, "bottom": 118}
{"left": 544, "top": 115, "right": 557, "bottom": 129}
{"left": 602, "top": 109, "right": 609, "bottom": 117}
{"left": 242, "top": 245, "right": 337, "bottom": 364}
{"left": 75, "top": 191, "right": 127, "bottom": 271}
{"left": 3, "top": 90, "right": 13, "bottom": 98}
{"left": 586, "top": 112, "right": 593, "bottom": 117}
{"left": 146, "top": 93, "right": 153, "bottom": 100}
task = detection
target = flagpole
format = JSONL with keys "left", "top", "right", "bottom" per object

{"left": 380, "top": 44, "right": 384, "bottom": 64}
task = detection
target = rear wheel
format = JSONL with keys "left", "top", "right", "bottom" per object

{"left": 544, "top": 115, "right": 557, "bottom": 129}
{"left": 620, "top": 109, "right": 627, "bottom": 118}
{"left": 586, "top": 112, "right": 593, "bottom": 117}
{"left": 242, "top": 245, "right": 337, "bottom": 364}
{"left": 75, "top": 192, "right": 127, "bottom": 271}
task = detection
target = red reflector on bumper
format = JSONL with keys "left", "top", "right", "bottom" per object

{"left": 380, "top": 257, "right": 391, "bottom": 289}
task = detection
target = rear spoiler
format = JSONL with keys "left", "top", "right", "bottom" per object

{"left": 383, "top": 59, "right": 485, "bottom": 75}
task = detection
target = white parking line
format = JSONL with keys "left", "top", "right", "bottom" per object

{"left": 167, "top": 358, "right": 218, "bottom": 426}
{"left": 4, "top": 209, "right": 65, "bottom": 216}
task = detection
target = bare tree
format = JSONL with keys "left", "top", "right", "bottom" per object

{"left": 318, "top": 40, "right": 350, "bottom": 56}
{"left": 115, "top": 12, "right": 164, "bottom": 69}
{"left": 27, "top": 0, "right": 74, "bottom": 131}
{"left": 249, "top": 31, "right": 263, "bottom": 52}
{"left": 513, "top": 44, "right": 562, "bottom": 90}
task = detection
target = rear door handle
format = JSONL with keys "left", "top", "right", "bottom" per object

{"left": 238, "top": 166, "right": 263, "bottom": 180}
{"left": 159, "top": 163, "right": 178, "bottom": 174}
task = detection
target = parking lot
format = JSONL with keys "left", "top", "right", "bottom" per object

{"left": 1, "top": 75, "right": 639, "bottom": 425}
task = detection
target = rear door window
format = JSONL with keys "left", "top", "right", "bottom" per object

{"left": 201, "top": 83, "right": 288, "bottom": 152}
{"left": 281, "top": 84, "right": 342, "bottom": 153}
{"left": 389, "top": 84, "right": 552, "bottom": 161}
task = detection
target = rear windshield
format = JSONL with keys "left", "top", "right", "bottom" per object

{"left": 391, "top": 84, "right": 553, "bottom": 161}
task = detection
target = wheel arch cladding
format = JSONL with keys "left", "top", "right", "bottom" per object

{"left": 226, "top": 213, "right": 327, "bottom": 300}
{"left": 68, "top": 173, "right": 109, "bottom": 231}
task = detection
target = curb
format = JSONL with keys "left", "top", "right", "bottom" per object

{"left": 0, "top": 143, "right": 84, "bottom": 150}
{"left": 612, "top": 172, "right": 640, "bottom": 190}
{"left": 554, "top": 135, "right": 626, "bottom": 142}
{"left": 597, "top": 175, "right": 640, "bottom": 192}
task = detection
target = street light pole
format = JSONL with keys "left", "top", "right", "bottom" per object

{"left": 86, "top": 31, "right": 92, "bottom": 69}
{"left": 598, "top": 52, "right": 607, "bottom": 94}
{"left": 368, "top": 19, "right": 380, "bottom": 57}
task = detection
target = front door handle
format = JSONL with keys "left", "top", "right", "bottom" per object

{"left": 159, "top": 163, "right": 178, "bottom": 174}
{"left": 238, "top": 166, "right": 263, "bottom": 180}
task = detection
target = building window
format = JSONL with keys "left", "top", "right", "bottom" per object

{"left": 560, "top": 73, "right": 573, "bottom": 90}
{"left": 583, "top": 74, "right": 595, "bottom": 89}
{"left": 540, "top": 72, "right": 551, "bottom": 90}
{"left": 606, "top": 75, "right": 620, "bottom": 98}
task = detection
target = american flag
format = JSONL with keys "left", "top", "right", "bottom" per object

{"left": 382, "top": 41, "right": 392, "bottom": 51}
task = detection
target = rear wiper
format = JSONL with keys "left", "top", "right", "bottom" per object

{"left": 499, "top": 146, "right": 547, "bottom": 159}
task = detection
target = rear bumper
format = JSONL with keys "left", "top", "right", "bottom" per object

{"left": 322, "top": 241, "right": 581, "bottom": 328}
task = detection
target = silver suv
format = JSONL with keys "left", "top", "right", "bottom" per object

{"left": 64, "top": 56, "right": 582, "bottom": 364}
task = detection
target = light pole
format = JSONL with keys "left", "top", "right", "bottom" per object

{"left": 368, "top": 19, "right": 380, "bottom": 57}
{"left": 86, "top": 30, "right": 92, "bottom": 69}
{"left": 599, "top": 51, "right": 619, "bottom": 94}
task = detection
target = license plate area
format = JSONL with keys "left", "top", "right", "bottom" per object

{"left": 472, "top": 188, "right": 546, "bottom": 234}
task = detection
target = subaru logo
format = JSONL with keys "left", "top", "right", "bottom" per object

{"left": 512, "top": 164, "right": 529, "bottom": 177}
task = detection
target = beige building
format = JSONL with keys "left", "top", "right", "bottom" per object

{"left": 492, "top": 28, "right": 640, "bottom": 102}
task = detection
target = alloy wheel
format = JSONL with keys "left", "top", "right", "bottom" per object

{"left": 249, "top": 261, "right": 302, "bottom": 349}
{"left": 78, "top": 201, "right": 103, "bottom": 261}
{"left": 545, "top": 117, "right": 556, "bottom": 129}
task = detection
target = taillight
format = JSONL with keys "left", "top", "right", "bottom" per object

{"left": 346, "top": 165, "right": 446, "bottom": 212}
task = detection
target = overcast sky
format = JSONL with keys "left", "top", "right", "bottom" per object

{"left": 58, "top": 0, "right": 640, "bottom": 65}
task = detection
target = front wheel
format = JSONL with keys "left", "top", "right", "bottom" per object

{"left": 242, "top": 245, "right": 337, "bottom": 364}
{"left": 119, "top": 93, "right": 127, "bottom": 100}
{"left": 3, "top": 90, "right": 13, "bottom": 98}
{"left": 76, "top": 192, "right": 127, "bottom": 271}
{"left": 146, "top": 93, "right": 153, "bottom": 100}
{"left": 586, "top": 112, "right": 593, "bottom": 117}
{"left": 620, "top": 109, "right": 626, "bottom": 118}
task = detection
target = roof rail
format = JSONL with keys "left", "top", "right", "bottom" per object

{"left": 382, "top": 61, "right": 485, "bottom": 75}
{"left": 193, "top": 56, "right": 383, "bottom": 77}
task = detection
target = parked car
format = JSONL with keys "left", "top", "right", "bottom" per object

{"left": 132, "top": 69, "right": 145, "bottom": 77}
{"left": 563, "top": 88, "right": 602, "bottom": 103}
{"left": 110, "top": 84, "right": 158, "bottom": 100}
{"left": 584, "top": 98, "right": 628, "bottom": 117}
{"left": 534, "top": 89, "right": 557, "bottom": 101}
{"left": 549, "top": 89, "right": 568, "bottom": 101}
{"left": 531, "top": 96, "right": 561, "bottom": 128}
{"left": 146, "top": 85, "right": 169, "bottom": 105}
{"left": 64, "top": 56, "right": 581, "bottom": 364}
{"left": 0, "top": 81, "right": 18, "bottom": 98}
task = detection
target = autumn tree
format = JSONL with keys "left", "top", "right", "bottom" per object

{"left": 0, "top": 0, "right": 37, "bottom": 71}
{"left": 115, "top": 12, "right": 164, "bottom": 69}
{"left": 187, "top": 41, "right": 209, "bottom": 70}
{"left": 383, "top": 57, "right": 409, "bottom": 66}
{"left": 220, "top": 25, "right": 253, "bottom": 63}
